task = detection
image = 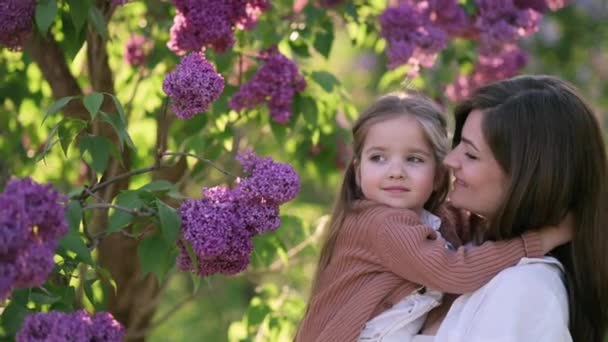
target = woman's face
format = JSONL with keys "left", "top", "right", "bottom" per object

{"left": 443, "top": 110, "right": 509, "bottom": 219}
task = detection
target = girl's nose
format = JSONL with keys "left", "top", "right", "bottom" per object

{"left": 388, "top": 162, "right": 405, "bottom": 179}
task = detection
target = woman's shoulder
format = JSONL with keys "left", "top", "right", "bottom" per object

{"left": 490, "top": 257, "right": 567, "bottom": 298}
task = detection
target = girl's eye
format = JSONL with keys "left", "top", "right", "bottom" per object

{"left": 407, "top": 156, "right": 424, "bottom": 163}
{"left": 370, "top": 155, "right": 385, "bottom": 162}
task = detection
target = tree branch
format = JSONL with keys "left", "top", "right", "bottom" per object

{"left": 161, "top": 151, "right": 237, "bottom": 178}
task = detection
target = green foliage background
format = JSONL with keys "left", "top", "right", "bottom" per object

{"left": 0, "top": 0, "right": 606, "bottom": 341}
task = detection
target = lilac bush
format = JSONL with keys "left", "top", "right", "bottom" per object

{"left": 0, "top": 178, "right": 68, "bottom": 301}
{"left": 177, "top": 151, "right": 300, "bottom": 277}
{"left": 229, "top": 48, "right": 307, "bottom": 124}
{"left": 167, "top": 0, "right": 270, "bottom": 54}
{"left": 0, "top": 0, "right": 35, "bottom": 50}
{"left": 16, "top": 310, "right": 124, "bottom": 342}
{"left": 162, "top": 53, "right": 225, "bottom": 119}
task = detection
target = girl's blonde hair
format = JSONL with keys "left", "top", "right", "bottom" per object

{"left": 310, "top": 90, "right": 450, "bottom": 294}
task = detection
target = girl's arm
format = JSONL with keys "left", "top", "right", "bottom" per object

{"left": 373, "top": 211, "right": 568, "bottom": 294}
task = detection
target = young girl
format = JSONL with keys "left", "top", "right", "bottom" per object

{"left": 295, "top": 91, "right": 571, "bottom": 342}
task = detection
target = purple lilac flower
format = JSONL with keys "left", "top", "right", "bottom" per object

{"left": 3, "top": 177, "right": 69, "bottom": 244}
{"left": 514, "top": 0, "right": 570, "bottom": 12}
{"left": 0, "top": 0, "right": 35, "bottom": 51}
{"left": 168, "top": 0, "right": 270, "bottom": 54}
{"left": 0, "top": 178, "right": 68, "bottom": 301}
{"left": 177, "top": 186, "right": 251, "bottom": 276}
{"left": 379, "top": 3, "right": 448, "bottom": 72}
{"left": 91, "top": 311, "right": 127, "bottom": 341}
{"left": 230, "top": 0, "right": 271, "bottom": 30}
{"left": 229, "top": 48, "right": 306, "bottom": 124}
{"left": 235, "top": 150, "right": 301, "bottom": 204}
{"left": 446, "top": 45, "right": 527, "bottom": 101}
{"left": 168, "top": 2, "right": 234, "bottom": 54}
{"left": 162, "top": 53, "right": 225, "bottom": 119}
{"left": 413, "top": 0, "right": 471, "bottom": 37}
{"left": 177, "top": 151, "right": 300, "bottom": 277}
{"left": 474, "top": 0, "right": 543, "bottom": 52}
{"left": 17, "top": 310, "right": 125, "bottom": 342}
{"left": 124, "top": 34, "right": 149, "bottom": 67}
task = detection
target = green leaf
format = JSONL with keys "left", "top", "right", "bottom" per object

{"left": 66, "top": 0, "right": 91, "bottom": 33}
{"left": 183, "top": 241, "right": 201, "bottom": 293}
{"left": 35, "top": 0, "right": 58, "bottom": 35}
{"left": 107, "top": 190, "right": 142, "bottom": 233}
{"left": 35, "top": 117, "right": 64, "bottom": 162}
{"left": 106, "top": 93, "right": 128, "bottom": 124}
{"left": 96, "top": 267, "right": 117, "bottom": 295}
{"left": 43, "top": 96, "right": 77, "bottom": 124}
{"left": 99, "top": 112, "right": 136, "bottom": 152}
{"left": 59, "top": 201, "right": 94, "bottom": 266}
{"left": 138, "top": 232, "right": 175, "bottom": 283}
{"left": 1, "top": 290, "right": 30, "bottom": 335}
{"left": 58, "top": 118, "right": 87, "bottom": 156}
{"left": 29, "top": 292, "right": 62, "bottom": 305}
{"left": 294, "top": 94, "right": 318, "bottom": 125}
{"left": 66, "top": 200, "right": 83, "bottom": 232}
{"left": 88, "top": 6, "right": 108, "bottom": 40}
{"left": 313, "top": 19, "right": 334, "bottom": 59}
{"left": 246, "top": 297, "right": 271, "bottom": 327}
{"left": 83, "top": 92, "right": 104, "bottom": 120}
{"left": 269, "top": 119, "right": 288, "bottom": 145}
{"left": 156, "top": 200, "right": 181, "bottom": 245}
{"left": 79, "top": 135, "right": 113, "bottom": 174}
{"left": 138, "top": 180, "right": 175, "bottom": 192}
{"left": 311, "top": 71, "right": 340, "bottom": 92}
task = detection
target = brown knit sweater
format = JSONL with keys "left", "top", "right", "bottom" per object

{"left": 295, "top": 200, "right": 543, "bottom": 342}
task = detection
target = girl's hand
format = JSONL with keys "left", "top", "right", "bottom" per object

{"left": 539, "top": 213, "right": 574, "bottom": 254}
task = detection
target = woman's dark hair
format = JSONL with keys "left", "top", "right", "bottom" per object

{"left": 453, "top": 75, "right": 608, "bottom": 342}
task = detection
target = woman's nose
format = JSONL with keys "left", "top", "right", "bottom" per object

{"left": 443, "top": 149, "right": 458, "bottom": 169}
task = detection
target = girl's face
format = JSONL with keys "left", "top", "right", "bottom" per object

{"left": 356, "top": 115, "right": 437, "bottom": 214}
{"left": 443, "top": 110, "right": 509, "bottom": 219}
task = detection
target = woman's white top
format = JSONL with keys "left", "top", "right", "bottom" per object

{"left": 434, "top": 256, "right": 572, "bottom": 342}
{"left": 358, "top": 210, "right": 444, "bottom": 342}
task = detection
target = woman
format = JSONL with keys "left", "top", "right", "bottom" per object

{"left": 421, "top": 75, "right": 608, "bottom": 341}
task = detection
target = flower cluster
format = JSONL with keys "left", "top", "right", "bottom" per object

{"left": 379, "top": 1, "right": 468, "bottom": 73}
{"left": 0, "top": 178, "right": 68, "bottom": 301}
{"left": 162, "top": 53, "right": 225, "bottom": 119}
{"left": 0, "top": 0, "right": 35, "bottom": 51}
{"left": 474, "top": 0, "right": 543, "bottom": 53}
{"left": 177, "top": 150, "right": 300, "bottom": 277}
{"left": 168, "top": 0, "right": 270, "bottom": 54}
{"left": 229, "top": 48, "right": 306, "bottom": 124}
{"left": 17, "top": 310, "right": 124, "bottom": 342}
{"left": 124, "top": 34, "right": 150, "bottom": 67}
{"left": 446, "top": 45, "right": 527, "bottom": 101}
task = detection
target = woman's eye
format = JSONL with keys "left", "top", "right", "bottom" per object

{"left": 465, "top": 152, "right": 478, "bottom": 160}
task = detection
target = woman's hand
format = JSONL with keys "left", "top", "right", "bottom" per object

{"left": 539, "top": 213, "right": 574, "bottom": 254}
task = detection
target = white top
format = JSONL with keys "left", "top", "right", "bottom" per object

{"left": 434, "top": 256, "right": 571, "bottom": 342}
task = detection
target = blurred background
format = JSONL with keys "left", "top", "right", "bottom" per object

{"left": 1, "top": 0, "right": 607, "bottom": 340}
